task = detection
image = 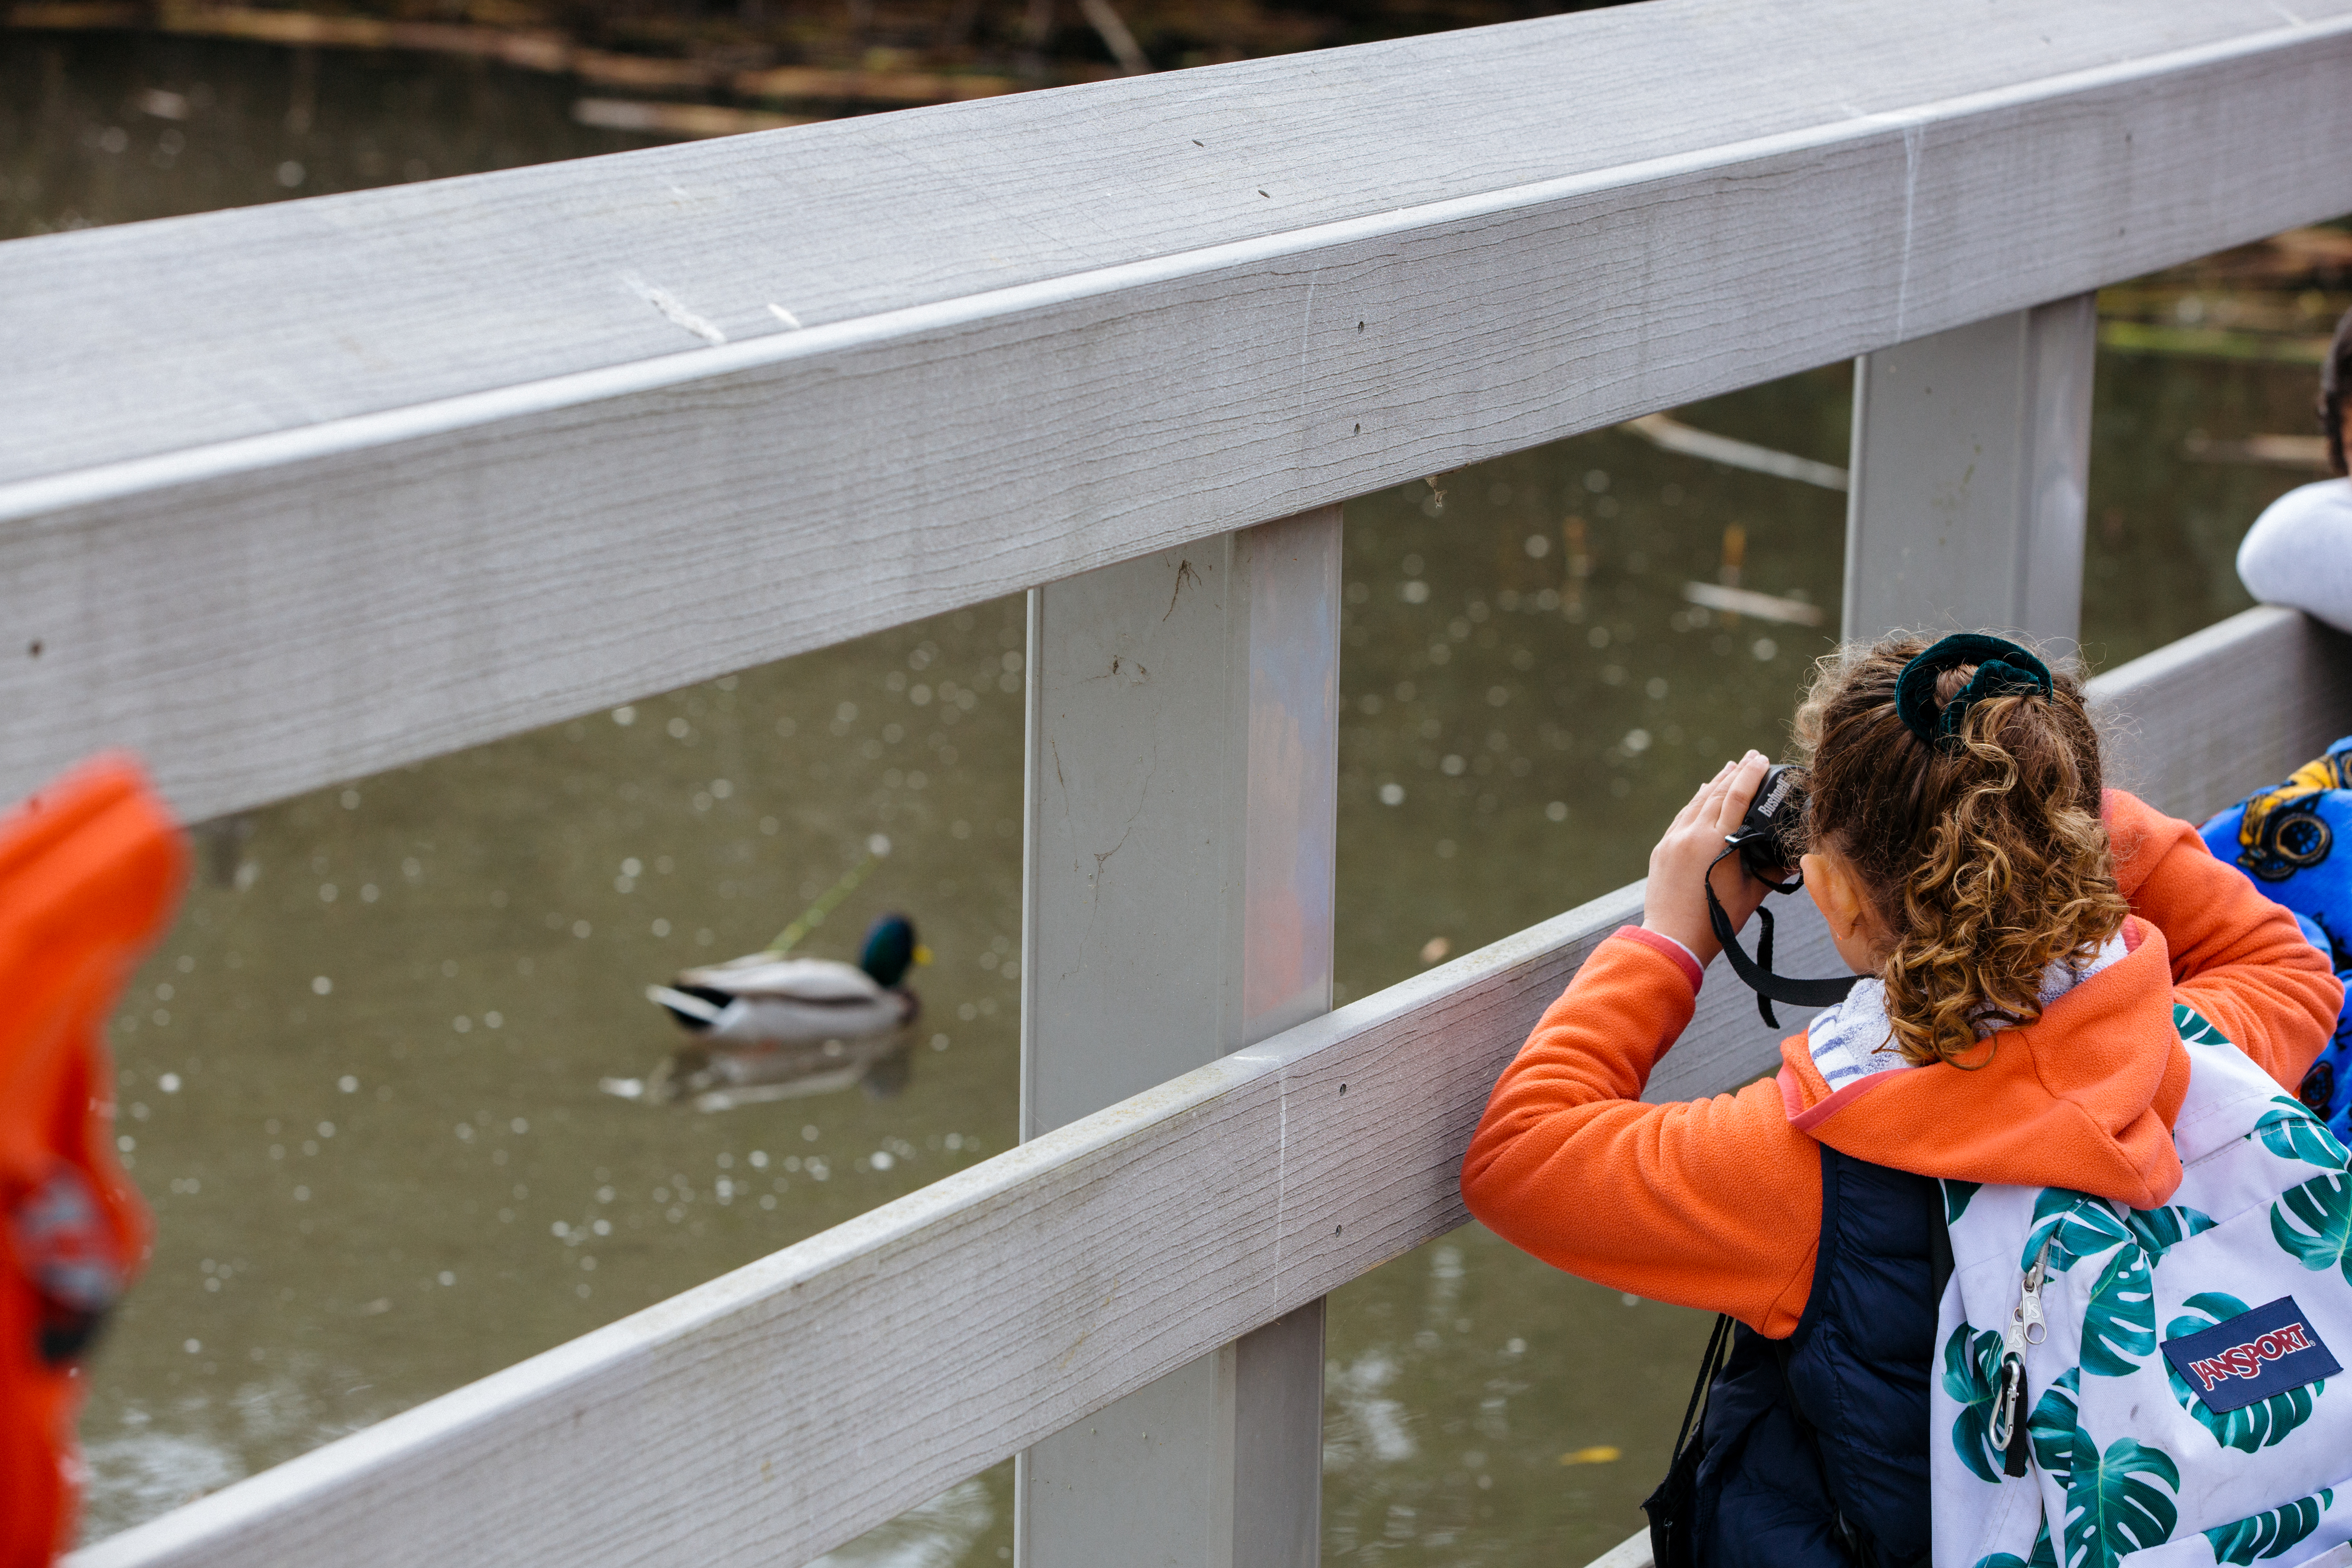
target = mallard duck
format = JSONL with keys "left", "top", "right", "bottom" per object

{"left": 622, "top": 913, "right": 927, "bottom": 1109}
{"left": 649, "top": 913, "right": 922, "bottom": 1041}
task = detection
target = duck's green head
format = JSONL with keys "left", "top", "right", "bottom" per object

{"left": 860, "top": 913, "right": 923, "bottom": 989}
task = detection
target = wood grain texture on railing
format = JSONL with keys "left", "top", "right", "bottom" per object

{"left": 13, "top": 0, "right": 2347, "bottom": 483}
{"left": 4, "top": 0, "right": 2349, "bottom": 822}
{"left": 68, "top": 610, "right": 2352, "bottom": 1568}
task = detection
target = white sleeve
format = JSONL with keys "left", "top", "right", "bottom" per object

{"left": 1647, "top": 929, "right": 1703, "bottom": 972}
{"left": 2238, "top": 479, "right": 2352, "bottom": 634}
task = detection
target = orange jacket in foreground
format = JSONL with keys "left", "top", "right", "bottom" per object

{"left": 1460, "top": 790, "right": 2344, "bottom": 1339}
{"left": 0, "top": 759, "right": 183, "bottom": 1567}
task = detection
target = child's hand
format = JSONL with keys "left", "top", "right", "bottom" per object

{"left": 1642, "top": 751, "right": 1775, "bottom": 969}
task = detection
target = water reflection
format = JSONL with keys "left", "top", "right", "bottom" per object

{"left": 628, "top": 1024, "right": 919, "bottom": 1111}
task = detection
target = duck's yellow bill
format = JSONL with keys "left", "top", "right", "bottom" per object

{"left": 1559, "top": 1446, "right": 1621, "bottom": 1466}
{"left": 913, "top": 944, "right": 934, "bottom": 966}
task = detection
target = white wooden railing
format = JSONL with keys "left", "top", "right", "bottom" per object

{"left": 4, "top": 0, "right": 2352, "bottom": 1563}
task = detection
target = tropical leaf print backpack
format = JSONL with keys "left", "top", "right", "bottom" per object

{"left": 1931, "top": 1006, "right": 2352, "bottom": 1568}
{"left": 2200, "top": 739, "right": 2352, "bottom": 1146}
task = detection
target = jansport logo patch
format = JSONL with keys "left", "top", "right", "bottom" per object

{"left": 2160, "top": 1295, "right": 2341, "bottom": 1413}
{"left": 2189, "top": 1326, "right": 2317, "bottom": 1390}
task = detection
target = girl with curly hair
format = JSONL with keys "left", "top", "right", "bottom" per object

{"left": 1461, "top": 632, "right": 2342, "bottom": 1568}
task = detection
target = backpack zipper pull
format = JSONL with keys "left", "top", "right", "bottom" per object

{"left": 1989, "top": 1239, "right": 2052, "bottom": 1476}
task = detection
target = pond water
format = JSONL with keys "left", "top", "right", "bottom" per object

{"left": 3, "top": 25, "right": 2341, "bottom": 1566}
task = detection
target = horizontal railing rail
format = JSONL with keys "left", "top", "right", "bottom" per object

{"left": 2093, "top": 608, "right": 2352, "bottom": 823}
{"left": 4, "top": 0, "right": 2350, "bottom": 822}
{"left": 69, "top": 606, "right": 2352, "bottom": 1568}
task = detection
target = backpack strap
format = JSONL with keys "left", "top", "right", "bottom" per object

{"left": 1643, "top": 1312, "right": 1737, "bottom": 1568}
{"left": 1929, "top": 1200, "right": 1954, "bottom": 1306}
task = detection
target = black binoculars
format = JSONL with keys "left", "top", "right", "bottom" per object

{"left": 1706, "top": 762, "right": 1859, "bottom": 1028}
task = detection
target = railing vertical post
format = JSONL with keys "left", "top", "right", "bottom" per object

{"left": 1843, "top": 294, "right": 2097, "bottom": 644}
{"left": 1016, "top": 506, "right": 1342, "bottom": 1568}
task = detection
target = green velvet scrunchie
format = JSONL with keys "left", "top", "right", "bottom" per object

{"left": 1894, "top": 634, "right": 2051, "bottom": 750}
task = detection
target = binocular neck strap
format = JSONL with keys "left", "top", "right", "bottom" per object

{"left": 1704, "top": 845, "right": 1860, "bottom": 1028}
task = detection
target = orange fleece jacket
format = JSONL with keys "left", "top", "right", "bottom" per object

{"left": 1459, "top": 790, "right": 2343, "bottom": 1339}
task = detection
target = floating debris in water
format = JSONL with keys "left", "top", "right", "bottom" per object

{"left": 1624, "top": 413, "right": 1849, "bottom": 492}
{"left": 1681, "top": 581, "right": 1824, "bottom": 627}
{"left": 1559, "top": 1446, "right": 1621, "bottom": 1466}
{"left": 2182, "top": 430, "right": 2332, "bottom": 470}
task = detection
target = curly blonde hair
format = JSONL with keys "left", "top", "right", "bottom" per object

{"left": 1791, "top": 633, "right": 2128, "bottom": 1067}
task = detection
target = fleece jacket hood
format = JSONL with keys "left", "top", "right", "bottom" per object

{"left": 1775, "top": 918, "right": 2193, "bottom": 1209}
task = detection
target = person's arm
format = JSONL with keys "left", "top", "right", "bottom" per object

{"left": 2105, "top": 788, "right": 2341, "bottom": 1088}
{"left": 1460, "top": 930, "right": 1824, "bottom": 1335}
{"left": 1462, "top": 753, "right": 1824, "bottom": 1336}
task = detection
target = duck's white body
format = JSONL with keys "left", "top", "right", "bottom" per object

{"left": 648, "top": 954, "right": 915, "bottom": 1044}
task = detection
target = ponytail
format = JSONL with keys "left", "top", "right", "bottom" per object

{"left": 1792, "top": 633, "right": 2128, "bottom": 1067}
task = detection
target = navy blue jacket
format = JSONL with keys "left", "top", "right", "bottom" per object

{"left": 1687, "top": 1145, "right": 1946, "bottom": 1568}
